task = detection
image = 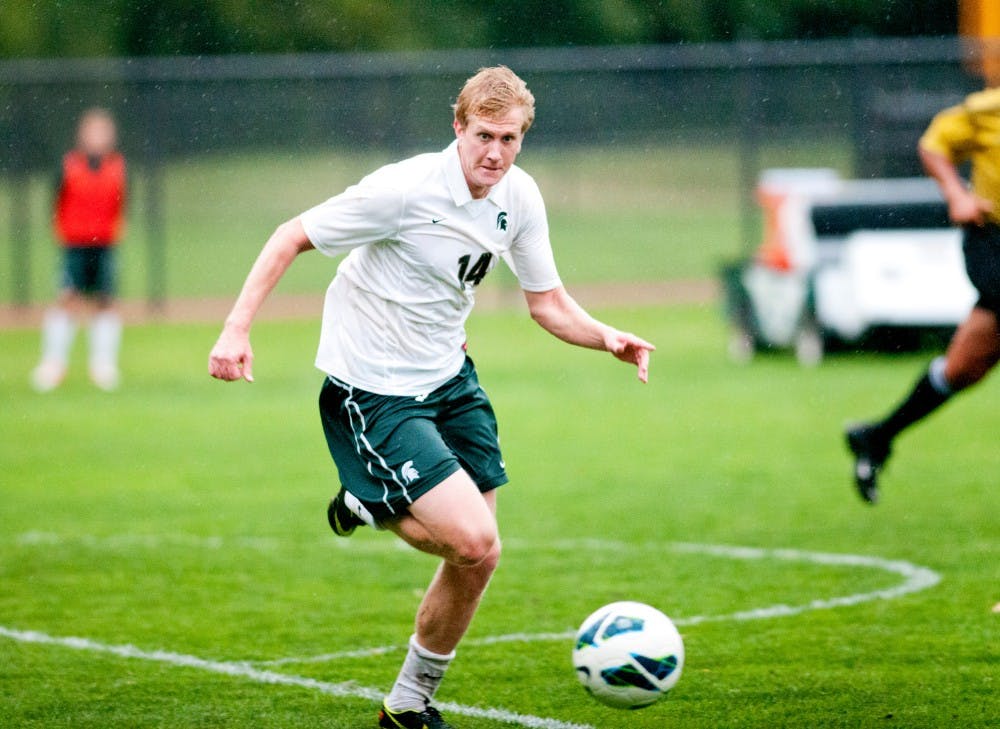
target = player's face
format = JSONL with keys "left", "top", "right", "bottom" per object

{"left": 77, "top": 114, "right": 117, "bottom": 157}
{"left": 454, "top": 109, "right": 526, "bottom": 199}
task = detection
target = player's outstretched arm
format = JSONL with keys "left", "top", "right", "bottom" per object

{"left": 523, "top": 286, "right": 655, "bottom": 383}
{"left": 208, "top": 218, "right": 314, "bottom": 382}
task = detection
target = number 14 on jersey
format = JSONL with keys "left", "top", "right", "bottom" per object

{"left": 457, "top": 253, "right": 493, "bottom": 287}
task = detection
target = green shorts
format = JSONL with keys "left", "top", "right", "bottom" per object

{"left": 61, "top": 245, "right": 117, "bottom": 298}
{"left": 318, "top": 356, "right": 508, "bottom": 521}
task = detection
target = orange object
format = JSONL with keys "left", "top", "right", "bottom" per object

{"left": 960, "top": 0, "right": 1000, "bottom": 85}
{"left": 755, "top": 186, "right": 794, "bottom": 271}
{"left": 54, "top": 150, "right": 127, "bottom": 246}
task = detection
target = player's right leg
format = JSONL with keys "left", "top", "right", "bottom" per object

{"left": 32, "top": 305, "right": 76, "bottom": 392}
{"left": 33, "top": 248, "right": 87, "bottom": 391}
{"left": 31, "top": 265, "right": 87, "bottom": 393}
{"left": 326, "top": 486, "right": 372, "bottom": 536}
{"left": 846, "top": 306, "right": 1000, "bottom": 503}
{"left": 942, "top": 306, "right": 1000, "bottom": 388}
{"left": 846, "top": 354, "right": 954, "bottom": 504}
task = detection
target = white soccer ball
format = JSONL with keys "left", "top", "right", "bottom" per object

{"left": 572, "top": 601, "right": 684, "bottom": 710}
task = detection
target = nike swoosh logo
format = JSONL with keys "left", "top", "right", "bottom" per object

{"left": 432, "top": 218, "right": 445, "bottom": 224}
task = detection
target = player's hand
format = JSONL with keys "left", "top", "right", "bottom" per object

{"left": 948, "top": 189, "right": 994, "bottom": 226}
{"left": 208, "top": 326, "right": 254, "bottom": 382}
{"left": 606, "top": 331, "right": 656, "bottom": 384}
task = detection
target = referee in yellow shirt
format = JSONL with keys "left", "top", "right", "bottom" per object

{"left": 846, "top": 88, "right": 1000, "bottom": 504}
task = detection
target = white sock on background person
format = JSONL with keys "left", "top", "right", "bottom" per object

{"left": 384, "top": 634, "right": 455, "bottom": 712}
{"left": 41, "top": 308, "right": 76, "bottom": 367}
{"left": 31, "top": 308, "right": 76, "bottom": 391}
{"left": 88, "top": 310, "right": 122, "bottom": 390}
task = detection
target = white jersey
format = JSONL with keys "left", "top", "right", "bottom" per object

{"left": 300, "top": 140, "right": 562, "bottom": 396}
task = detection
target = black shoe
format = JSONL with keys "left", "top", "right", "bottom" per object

{"left": 327, "top": 488, "right": 364, "bottom": 537}
{"left": 845, "top": 424, "right": 892, "bottom": 504}
{"left": 378, "top": 702, "right": 453, "bottom": 729}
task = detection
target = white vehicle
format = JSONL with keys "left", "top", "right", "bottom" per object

{"left": 724, "top": 169, "right": 978, "bottom": 365}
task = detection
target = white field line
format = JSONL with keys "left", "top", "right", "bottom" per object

{"left": 0, "top": 626, "right": 593, "bottom": 729}
{"left": 5, "top": 530, "right": 942, "bottom": 724}
{"left": 254, "top": 540, "right": 942, "bottom": 666}
{"left": 13, "top": 530, "right": 412, "bottom": 553}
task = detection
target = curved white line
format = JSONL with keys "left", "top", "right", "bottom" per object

{"left": 254, "top": 541, "right": 941, "bottom": 666}
{"left": 665, "top": 541, "right": 941, "bottom": 624}
{"left": 4, "top": 533, "right": 941, "bottom": 728}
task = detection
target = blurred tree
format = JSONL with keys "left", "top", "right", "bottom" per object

{"left": 209, "top": 0, "right": 425, "bottom": 53}
{"left": 0, "top": 0, "right": 961, "bottom": 58}
{"left": 118, "top": 0, "right": 233, "bottom": 55}
{"left": 0, "top": 0, "right": 124, "bottom": 57}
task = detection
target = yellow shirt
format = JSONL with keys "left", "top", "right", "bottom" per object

{"left": 920, "top": 87, "right": 1000, "bottom": 220}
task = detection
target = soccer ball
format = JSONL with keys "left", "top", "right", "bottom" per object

{"left": 572, "top": 601, "right": 684, "bottom": 710}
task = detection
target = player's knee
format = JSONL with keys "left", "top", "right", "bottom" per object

{"left": 478, "top": 537, "right": 502, "bottom": 573}
{"left": 450, "top": 528, "right": 500, "bottom": 568}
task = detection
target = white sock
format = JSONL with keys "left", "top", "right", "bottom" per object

{"left": 928, "top": 356, "right": 954, "bottom": 396}
{"left": 89, "top": 311, "right": 122, "bottom": 373}
{"left": 343, "top": 490, "right": 383, "bottom": 530}
{"left": 384, "top": 635, "right": 455, "bottom": 712}
{"left": 39, "top": 308, "right": 76, "bottom": 367}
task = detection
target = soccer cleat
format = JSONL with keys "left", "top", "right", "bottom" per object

{"left": 377, "top": 702, "right": 453, "bottom": 729}
{"left": 30, "top": 361, "right": 66, "bottom": 393}
{"left": 845, "top": 424, "right": 892, "bottom": 504}
{"left": 89, "top": 364, "right": 120, "bottom": 392}
{"left": 327, "top": 488, "right": 365, "bottom": 537}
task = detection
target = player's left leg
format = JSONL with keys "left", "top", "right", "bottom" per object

{"left": 380, "top": 476, "right": 499, "bottom": 719}
{"left": 86, "top": 248, "right": 122, "bottom": 391}
{"left": 88, "top": 303, "right": 122, "bottom": 391}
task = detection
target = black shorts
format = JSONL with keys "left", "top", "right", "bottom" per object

{"left": 318, "top": 357, "right": 508, "bottom": 521}
{"left": 61, "top": 246, "right": 117, "bottom": 298}
{"left": 963, "top": 224, "right": 1000, "bottom": 314}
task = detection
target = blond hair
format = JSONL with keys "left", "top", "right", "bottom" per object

{"left": 453, "top": 66, "right": 535, "bottom": 133}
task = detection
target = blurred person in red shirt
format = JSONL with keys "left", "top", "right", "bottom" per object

{"left": 32, "top": 108, "right": 127, "bottom": 392}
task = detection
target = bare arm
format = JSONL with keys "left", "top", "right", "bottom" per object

{"left": 523, "top": 286, "right": 655, "bottom": 383}
{"left": 208, "top": 217, "right": 315, "bottom": 382}
{"left": 919, "top": 145, "right": 994, "bottom": 226}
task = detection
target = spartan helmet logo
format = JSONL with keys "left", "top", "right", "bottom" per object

{"left": 496, "top": 211, "right": 508, "bottom": 231}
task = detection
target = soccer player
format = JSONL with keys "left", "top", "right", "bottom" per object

{"left": 846, "top": 87, "right": 1000, "bottom": 504}
{"left": 208, "top": 66, "right": 654, "bottom": 729}
{"left": 31, "top": 108, "right": 127, "bottom": 392}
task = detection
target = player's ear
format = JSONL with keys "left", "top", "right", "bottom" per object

{"left": 453, "top": 118, "right": 464, "bottom": 138}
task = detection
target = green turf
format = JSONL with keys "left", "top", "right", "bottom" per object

{"left": 1, "top": 304, "right": 997, "bottom": 728}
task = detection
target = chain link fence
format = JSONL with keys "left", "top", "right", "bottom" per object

{"left": 0, "top": 37, "right": 983, "bottom": 306}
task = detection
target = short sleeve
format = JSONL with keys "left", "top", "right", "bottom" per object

{"left": 506, "top": 178, "right": 562, "bottom": 292}
{"left": 300, "top": 180, "right": 404, "bottom": 257}
{"left": 919, "top": 104, "right": 976, "bottom": 164}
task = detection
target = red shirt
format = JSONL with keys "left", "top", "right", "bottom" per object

{"left": 54, "top": 150, "right": 127, "bottom": 247}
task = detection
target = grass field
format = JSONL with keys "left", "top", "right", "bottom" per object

{"left": 1, "top": 303, "right": 997, "bottom": 728}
